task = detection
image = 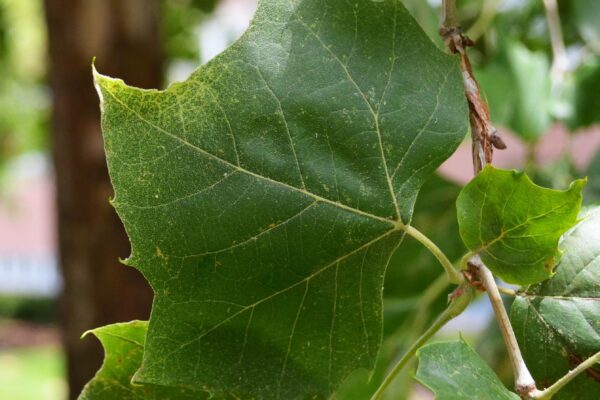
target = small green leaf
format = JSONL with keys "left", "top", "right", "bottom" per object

{"left": 511, "top": 207, "right": 600, "bottom": 400}
{"left": 415, "top": 339, "right": 519, "bottom": 400}
{"left": 457, "top": 165, "right": 585, "bottom": 285}
{"left": 79, "top": 321, "right": 205, "bottom": 400}
{"left": 94, "top": 0, "right": 468, "bottom": 398}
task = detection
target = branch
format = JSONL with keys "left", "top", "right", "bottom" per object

{"left": 404, "top": 225, "right": 464, "bottom": 284}
{"left": 439, "top": 3, "right": 597, "bottom": 400}
{"left": 532, "top": 351, "right": 600, "bottom": 400}
{"left": 498, "top": 286, "right": 518, "bottom": 297}
{"left": 440, "top": 0, "right": 505, "bottom": 175}
{"left": 384, "top": 273, "right": 450, "bottom": 347}
{"left": 371, "top": 284, "right": 475, "bottom": 400}
{"left": 470, "top": 257, "right": 538, "bottom": 397}
{"left": 379, "top": 273, "right": 450, "bottom": 396}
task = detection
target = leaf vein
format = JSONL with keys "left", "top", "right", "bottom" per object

{"left": 103, "top": 83, "right": 395, "bottom": 225}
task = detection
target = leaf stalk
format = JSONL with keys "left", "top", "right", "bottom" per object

{"left": 404, "top": 225, "right": 464, "bottom": 284}
{"left": 531, "top": 350, "right": 600, "bottom": 400}
{"left": 370, "top": 284, "right": 474, "bottom": 400}
{"left": 440, "top": 0, "right": 504, "bottom": 175}
{"left": 472, "top": 257, "right": 537, "bottom": 396}
{"left": 441, "top": 0, "right": 460, "bottom": 30}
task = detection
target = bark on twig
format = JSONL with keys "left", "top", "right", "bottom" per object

{"left": 439, "top": 0, "right": 505, "bottom": 175}
{"left": 468, "top": 257, "right": 539, "bottom": 398}
{"left": 439, "top": 3, "right": 538, "bottom": 398}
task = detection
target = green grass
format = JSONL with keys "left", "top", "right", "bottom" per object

{"left": 0, "top": 345, "right": 66, "bottom": 400}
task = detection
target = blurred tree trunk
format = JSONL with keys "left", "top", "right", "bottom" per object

{"left": 43, "top": 1, "right": 163, "bottom": 398}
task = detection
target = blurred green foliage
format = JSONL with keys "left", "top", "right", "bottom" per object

{"left": 572, "top": 0, "right": 600, "bottom": 52}
{"left": 0, "top": 296, "right": 56, "bottom": 324}
{"left": 162, "top": 0, "right": 219, "bottom": 62}
{"left": 0, "top": 0, "right": 221, "bottom": 175}
{"left": 466, "top": 0, "right": 600, "bottom": 135}
{"left": 0, "top": 346, "right": 65, "bottom": 400}
{"left": 0, "top": 0, "right": 597, "bottom": 167}
{"left": 407, "top": 0, "right": 600, "bottom": 139}
{"left": 584, "top": 151, "right": 600, "bottom": 204}
{"left": 0, "top": 0, "right": 49, "bottom": 172}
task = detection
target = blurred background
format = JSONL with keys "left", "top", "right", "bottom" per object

{"left": 0, "top": 0, "right": 598, "bottom": 399}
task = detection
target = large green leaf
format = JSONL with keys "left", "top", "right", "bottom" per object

{"left": 94, "top": 0, "right": 468, "bottom": 397}
{"left": 79, "top": 322, "right": 204, "bottom": 399}
{"left": 456, "top": 166, "right": 584, "bottom": 285}
{"left": 415, "top": 340, "right": 519, "bottom": 400}
{"left": 511, "top": 207, "right": 600, "bottom": 400}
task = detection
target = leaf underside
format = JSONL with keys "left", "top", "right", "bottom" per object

{"left": 457, "top": 166, "right": 584, "bottom": 285}
{"left": 415, "top": 340, "right": 519, "bottom": 400}
{"left": 511, "top": 207, "right": 600, "bottom": 400}
{"left": 94, "top": 0, "right": 467, "bottom": 398}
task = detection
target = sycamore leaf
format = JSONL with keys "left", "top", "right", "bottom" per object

{"left": 456, "top": 166, "right": 584, "bottom": 285}
{"left": 511, "top": 207, "right": 600, "bottom": 400}
{"left": 79, "top": 322, "right": 205, "bottom": 400}
{"left": 415, "top": 340, "right": 519, "bottom": 400}
{"left": 94, "top": 0, "right": 468, "bottom": 397}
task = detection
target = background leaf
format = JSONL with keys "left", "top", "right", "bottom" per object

{"left": 456, "top": 166, "right": 584, "bottom": 285}
{"left": 415, "top": 339, "right": 519, "bottom": 400}
{"left": 475, "top": 42, "right": 554, "bottom": 141}
{"left": 569, "top": 61, "right": 600, "bottom": 130}
{"left": 95, "top": 0, "right": 468, "bottom": 398}
{"left": 573, "top": 0, "right": 600, "bottom": 53}
{"left": 511, "top": 207, "right": 600, "bottom": 400}
{"left": 505, "top": 42, "right": 552, "bottom": 141}
{"left": 79, "top": 321, "right": 204, "bottom": 400}
{"left": 584, "top": 152, "right": 600, "bottom": 204}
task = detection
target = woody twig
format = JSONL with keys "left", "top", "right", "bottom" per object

{"left": 439, "top": 0, "right": 505, "bottom": 175}
{"left": 438, "top": 2, "right": 540, "bottom": 398}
